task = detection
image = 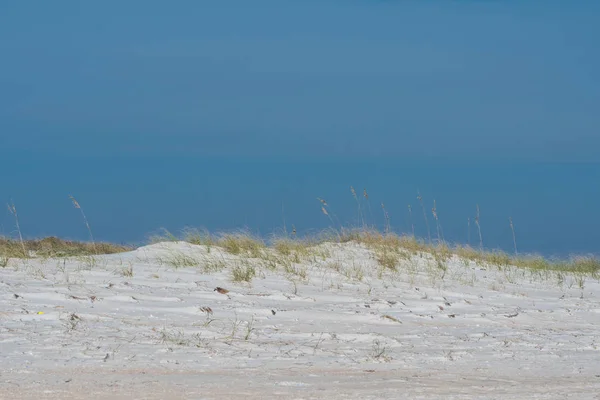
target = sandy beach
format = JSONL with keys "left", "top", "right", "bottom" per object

{"left": 2, "top": 240, "right": 600, "bottom": 399}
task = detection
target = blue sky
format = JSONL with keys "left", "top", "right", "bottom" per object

{"left": 1, "top": 1, "right": 599, "bottom": 254}
{"left": 1, "top": 0, "right": 599, "bottom": 161}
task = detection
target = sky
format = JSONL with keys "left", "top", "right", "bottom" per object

{"left": 1, "top": 1, "right": 599, "bottom": 254}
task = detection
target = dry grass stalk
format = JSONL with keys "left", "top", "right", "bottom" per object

{"left": 281, "top": 201, "right": 288, "bottom": 237}
{"left": 509, "top": 217, "right": 518, "bottom": 256}
{"left": 7, "top": 201, "right": 27, "bottom": 257}
{"left": 363, "top": 188, "right": 373, "bottom": 227}
{"left": 417, "top": 191, "right": 431, "bottom": 243}
{"left": 69, "top": 195, "right": 96, "bottom": 254}
{"left": 475, "top": 204, "right": 483, "bottom": 251}
{"left": 431, "top": 199, "right": 444, "bottom": 243}
{"left": 381, "top": 202, "right": 391, "bottom": 234}
{"left": 407, "top": 204, "right": 415, "bottom": 237}
{"left": 350, "top": 186, "right": 364, "bottom": 228}
{"left": 467, "top": 217, "right": 471, "bottom": 246}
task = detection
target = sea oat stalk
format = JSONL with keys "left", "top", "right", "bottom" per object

{"left": 7, "top": 201, "right": 26, "bottom": 257}
{"left": 69, "top": 195, "right": 96, "bottom": 254}
{"left": 321, "top": 206, "right": 336, "bottom": 227}
{"left": 363, "top": 188, "right": 373, "bottom": 228}
{"left": 407, "top": 204, "right": 415, "bottom": 237}
{"left": 381, "top": 202, "right": 391, "bottom": 234}
{"left": 509, "top": 217, "right": 518, "bottom": 256}
{"left": 475, "top": 204, "right": 483, "bottom": 251}
{"left": 350, "top": 186, "right": 364, "bottom": 228}
{"left": 431, "top": 200, "right": 444, "bottom": 243}
{"left": 467, "top": 217, "right": 471, "bottom": 246}
{"left": 318, "top": 198, "right": 336, "bottom": 228}
{"left": 417, "top": 191, "right": 431, "bottom": 244}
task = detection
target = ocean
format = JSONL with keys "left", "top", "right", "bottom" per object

{"left": 2, "top": 155, "right": 599, "bottom": 258}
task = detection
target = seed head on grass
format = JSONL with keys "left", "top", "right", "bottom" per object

{"left": 317, "top": 197, "right": 342, "bottom": 232}
{"left": 320, "top": 203, "right": 336, "bottom": 228}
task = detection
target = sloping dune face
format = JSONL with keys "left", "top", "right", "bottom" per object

{"left": 2, "top": 241, "right": 600, "bottom": 399}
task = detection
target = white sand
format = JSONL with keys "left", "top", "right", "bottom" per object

{"left": 1, "top": 241, "right": 600, "bottom": 399}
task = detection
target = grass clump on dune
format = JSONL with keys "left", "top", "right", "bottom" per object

{"left": 318, "top": 229, "right": 600, "bottom": 278}
{"left": 231, "top": 260, "right": 257, "bottom": 282}
{"left": 0, "top": 236, "right": 131, "bottom": 259}
{"left": 272, "top": 237, "right": 308, "bottom": 256}
{"left": 217, "top": 231, "right": 265, "bottom": 257}
{"left": 148, "top": 228, "right": 180, "bottom": 244}
{"left": 182, "top": 228, "right": 216, "bottom": 247}
{"left": 514, "top": 255, "right": 600, "bottom": 276}
{"left": 453, "top": 244, "right": 600, "bottom": 276}
{"left": 150, "top": 228, "right": 265, "bottom": 257}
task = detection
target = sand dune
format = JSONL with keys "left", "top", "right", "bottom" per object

{"left": 2, "top": 241, "right": 600, "bottom": 399}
